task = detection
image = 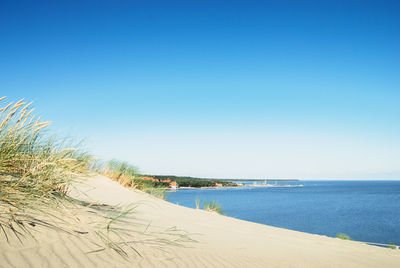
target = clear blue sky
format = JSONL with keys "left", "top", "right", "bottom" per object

{"left": 1, "top": 0, "right": 399, "bottom": 179}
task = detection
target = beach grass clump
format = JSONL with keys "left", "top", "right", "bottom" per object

{"left": 0, "top": 96, "right": 94, "bottom": 242}
{"left": 195, "top": 197, "right": 200, "bottom": 209}
{"left": 203, "top": 201, "right": 225, "bottom": 215}
{"left": 388, "top": 244, "right": 397, "bottom": 249}
{"left": 335, "top": 233, "right": 351, "bottom": 240}
{"left": 100, "top": 159, "right": 139, "bottom": 187}
{"left": 104, "top": 159, "right": 137, "bottom": 178}
{"left": 99, "top": 159, "right": 171, "bottom": 199}
{"left": 143, "top": 187, "right": 169, "bottom": 200}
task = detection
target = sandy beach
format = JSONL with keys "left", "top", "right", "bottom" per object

{"left": 1, "top": 175, "right": 399, "bottom": 268}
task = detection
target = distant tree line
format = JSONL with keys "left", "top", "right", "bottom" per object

{"left": 133, "top": 179, "right": 170, "bottom": 188}
{"left": 141, "top": 175, "right": 237, "bottom": 188}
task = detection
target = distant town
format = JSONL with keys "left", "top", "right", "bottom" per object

{"left": 139, "top": 175, "right": 301, "bottom": 189}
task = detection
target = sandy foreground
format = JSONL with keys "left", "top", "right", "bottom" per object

{"left": 1, "top": 175, "right": 400, "bottom": 268}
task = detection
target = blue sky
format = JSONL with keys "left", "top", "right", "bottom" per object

{"left": 1, "top": 0, "right": 399, "bottom": 179}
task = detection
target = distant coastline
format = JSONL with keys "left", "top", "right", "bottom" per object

{"left": 145, "top": 175, "right": 300, "bottom": 182}
{"left": 143, "top": 174, "right": 301, "bottom": 189}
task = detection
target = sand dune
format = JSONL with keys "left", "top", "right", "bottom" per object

{"left": 1, "top": 175, "right": 400, "bottom": 268}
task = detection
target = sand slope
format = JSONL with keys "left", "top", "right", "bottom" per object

{"left": 1, "top": 175, "right": 400, "bottom": 268}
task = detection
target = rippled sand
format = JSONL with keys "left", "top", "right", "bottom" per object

{"left": 1, "top": 175, "right": 399, "bottom": 268}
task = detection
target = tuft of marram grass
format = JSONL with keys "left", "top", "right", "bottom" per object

{"left": 335, "top": 233, "right": 351, "bottom": 240}
{"left": 0, "top": 96, "right": 94, "bottom": 242}
{"left": 98, "top": 159, "right": 169, "bottom": 199}
{"left": 98, "top": 159, "right": 139, "bottom": 187}
{"left": 143, "top": 187, "right": 169, "bottom": 200}
{"left": 203, "top": 201, "right": 225, "bottom": 215}
{"left": 195, "top": 197, "right": 200, "bottom": 209}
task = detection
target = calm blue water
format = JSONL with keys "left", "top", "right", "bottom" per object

{"left": 166, "top": 181, "right": 400, "bottom": 245}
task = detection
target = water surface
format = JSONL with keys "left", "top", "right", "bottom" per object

{"left": 166, "top": 181, "right": 400, "bottom": 245}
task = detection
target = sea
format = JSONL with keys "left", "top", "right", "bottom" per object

{"left": 166, "top": 180, "right": 400, "bottom": 245}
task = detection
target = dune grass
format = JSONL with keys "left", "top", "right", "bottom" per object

{"left": 388, "top": 243, "right": 397, "bottom": 249}
{"left": 336, "top": 233, "right": 351, "bottom": 240}
{"left": 85, "top": 203, "right": 195, "bottom": 259}
{"left": 195, "top": 197, "right": 200, "bottom": 209}
{"left": 203, "top": 201, "right": 225, "bottom": 215}
{"left": 99, "top": 159, "right": 141, "bottom": 188}
{"left": 143, "top": 187, "right": 169, "bottom": 200}
{"left": 98, "top": 159, "right": 169, "bottom": 199}
{"left": 0, "top": 96, "right": 94, "bottom": 241}
{"left": 0, "top": 96, "right": 192, "bottom": 258}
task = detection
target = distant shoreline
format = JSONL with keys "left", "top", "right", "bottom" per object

{"left": 169, "top": 184, "right": 304, "bottom": 190}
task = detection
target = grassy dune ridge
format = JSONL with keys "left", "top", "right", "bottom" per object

{"left": 0, "top": 96, "right": 191, "bottom": 258}
{"left": 95, "top": 159, "right": 171, "bottom": 199}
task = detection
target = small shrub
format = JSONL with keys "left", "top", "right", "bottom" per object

{"left": 388, "top": 244, "right": 397, "bottom": 249}
{"left": 203, "top": 201, "right": 225, "bottom": 215}
{"left": 336, "top": 233, "right": 351, "bottom": 240}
